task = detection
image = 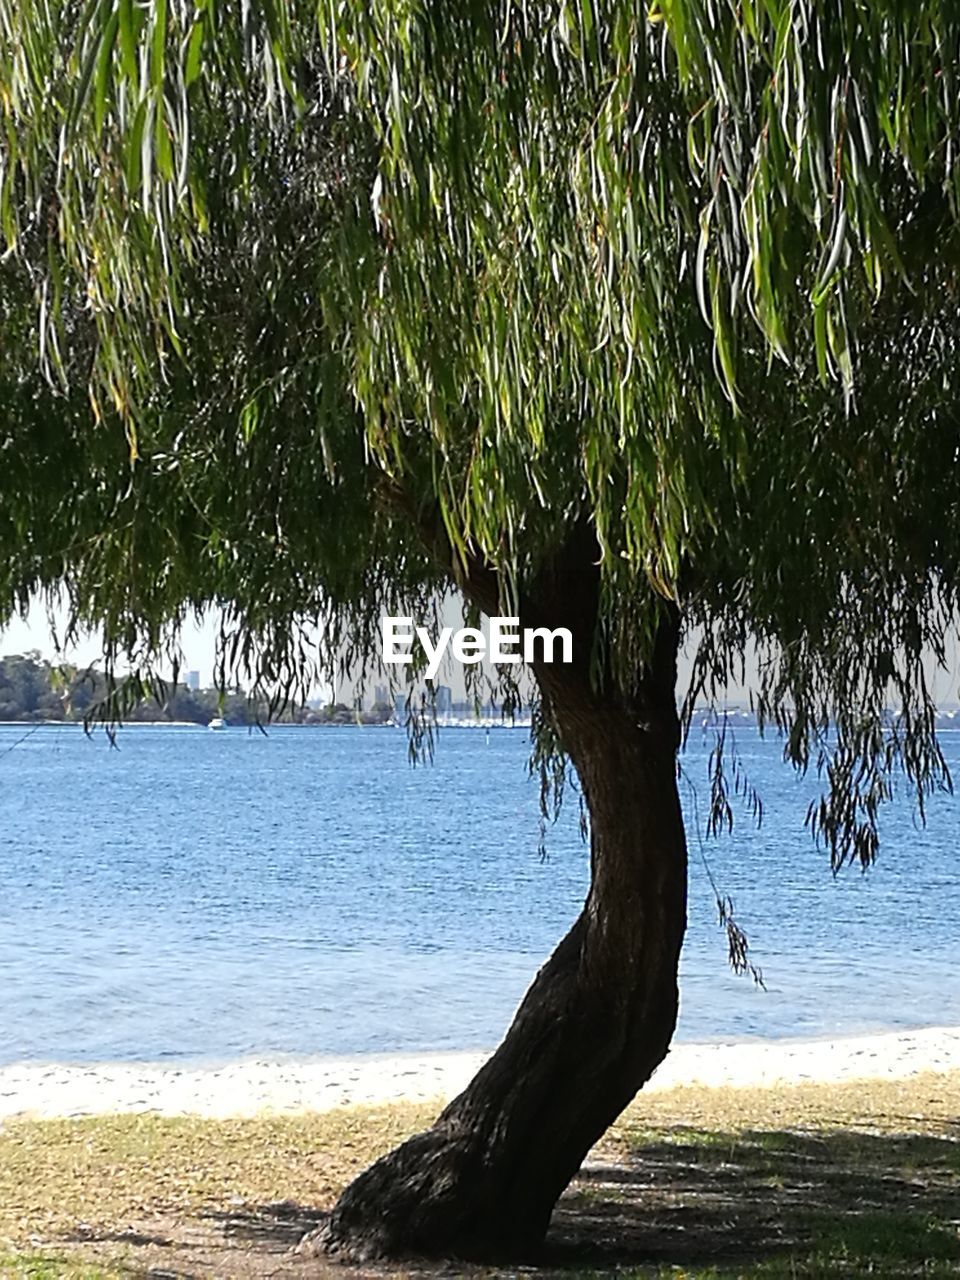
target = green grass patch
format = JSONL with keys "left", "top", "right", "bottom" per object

{"left": 0, "top": 1253, "right": 127, "bottom": 1279}
{"left": 3, "top": 1073, "right": 959, "bottom": 1276}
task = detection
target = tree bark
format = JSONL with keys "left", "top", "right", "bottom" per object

{"left": 305, "top": 549, "right": 688, "bottom": 1263}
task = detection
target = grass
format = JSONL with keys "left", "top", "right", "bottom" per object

{"left": 0, "top": 1256, "right": 125, "bottom": 1279}
{"left": 569, "top": 1128, "right": 960, "bottom": 1277}
{"left": 1, "top": 1074, "right": 958, "bottom": 1277}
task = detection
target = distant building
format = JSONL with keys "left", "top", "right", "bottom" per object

{"left": 374, "top": 684, "right": 388, "bottom": 707}
{"left": 434, "top": 685, "right": 452, "bottom": 717}
{"left": 185, "top": 670, "right": 201, "bottom": 691}
{"left": 394, "top": 692, "right": 407, "bottom": 722}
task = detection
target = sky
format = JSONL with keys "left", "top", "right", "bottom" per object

{"left": 0, "top": 592, "right": 696, "bottom": 703}
{"left": 0, "top": 596, "right": 336, "bottom": 703}
{"left": 0, "top": 596, "right": 221, "bottom": 685}
{"left": 2, "top": 592, "right": 958, "bottom": 709}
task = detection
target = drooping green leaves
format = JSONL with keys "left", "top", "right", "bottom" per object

{"left": 1, "top": 2, "right": 959, "bottom": 866}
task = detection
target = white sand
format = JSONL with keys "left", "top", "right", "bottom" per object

{"left": 2, "top": 1026, "right": 959, "bottom": 1120}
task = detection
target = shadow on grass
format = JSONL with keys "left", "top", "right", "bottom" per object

{"left": 153, "top": 1125, "right": 960, "bottom": 1277}
{"left": 544, "top": 1125, "right": 960, "bottom": 1276}
{"left": 200, "top": 1198, "right": 327, "bottom": 1246}
{"left": 32, "top": 1125, "right": 960, "bottom": 1278}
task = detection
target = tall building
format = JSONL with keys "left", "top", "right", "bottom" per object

{"left": 374, "top": 684, "right": 388, "bottom": 707}
{"left": 185, "top": 670, "right": 201, "bottom": 691}
{"left": 434, "top": 685, "right": 452, "bottom": 717}
{"left": 394, "top": 692, "right": 407, "bottom": 722}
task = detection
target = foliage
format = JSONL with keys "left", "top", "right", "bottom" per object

{"left": 1, "top": 3, "right": 959, "bottom": 864}
{"left": 0, "top": 650, "right": 392, "bottom": 724}
{"left": 0, "top": 652, "right": 66, "bottom": 721}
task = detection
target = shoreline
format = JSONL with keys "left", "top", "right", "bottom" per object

{"left": 3, "top": 1024, "right": 959, "bottom": 1120}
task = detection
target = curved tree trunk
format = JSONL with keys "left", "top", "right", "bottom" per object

{"left": 307, "top": 543, "right": 688, "bottom": 1262}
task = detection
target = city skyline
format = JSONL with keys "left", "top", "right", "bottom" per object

{"left": 3, "top": 592, "right": 959, "bottom": 710}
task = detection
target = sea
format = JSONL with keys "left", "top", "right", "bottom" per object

{"left": 1, "top": 721, "right": 958, "bottom": 1066}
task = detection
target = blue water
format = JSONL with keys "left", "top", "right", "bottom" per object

{"left": 1, "top": 723, "right": 958, "bottom": 1065}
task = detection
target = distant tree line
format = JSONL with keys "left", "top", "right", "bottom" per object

{"left": 4, "top": 650, "right": 954, "bottom": 730}
{"left": 0, "top": 652, "right": 393, "bottom": 726}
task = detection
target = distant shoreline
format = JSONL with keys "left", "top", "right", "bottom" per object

{"left": 0, "top": 718, "right": 537, "bottom": 731}
{"left": 5, "top": 719, "right": 960, "bottom": 732}
{"left": 3, "top": 1025, "right": 958, "bottom": 1120}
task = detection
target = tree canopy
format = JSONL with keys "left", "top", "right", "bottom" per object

{"left": 0, "top": 650, "right": 397, "bottom": 723}
{"left": 2, "top": 1, "right": 959, "bottom": 864}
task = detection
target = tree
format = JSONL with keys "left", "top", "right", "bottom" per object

{"left": 0, "top": 651, "right": 66, "bottom": 719}
{"left": 1, "top": 0, "right": 959, "bottom": 1262}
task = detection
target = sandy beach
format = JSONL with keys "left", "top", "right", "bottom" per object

{"left": 2, "top": 1025, "right": 958, "bottom": 1120}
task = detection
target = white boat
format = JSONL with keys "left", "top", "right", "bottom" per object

{"left": 208, "top": 716, "right": 227, "bottom": 731}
